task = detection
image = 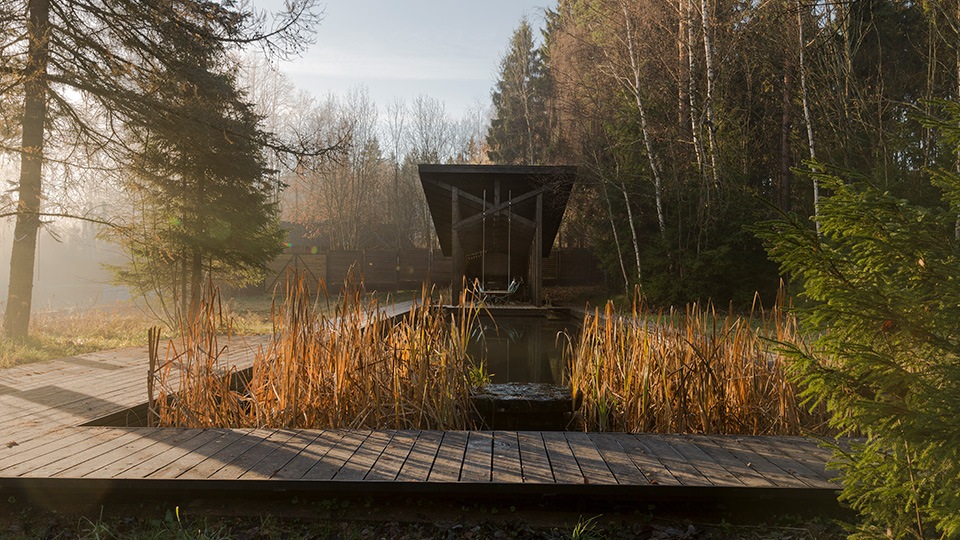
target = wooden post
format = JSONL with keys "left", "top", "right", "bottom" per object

{"left": 451, "top": 187, "right": 463, "bottom": 304}
{"left": 532, "top": 192, "right": 543, "bottom": 305}
{"left": 147, "top": 326, "right": 160, "bottom": 427}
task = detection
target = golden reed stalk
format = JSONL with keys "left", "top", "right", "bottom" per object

{"left": 566, "top": 292, "right": 830, "bottom": 435}
{"left": 153, "top": 273, "right": 476, "bottom": 429}
{"left": 153, "top": 275, "right": 826, "bottom": 435}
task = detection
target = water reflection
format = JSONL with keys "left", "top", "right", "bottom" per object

{"left": 466, "top": 315, "right": 579, "bottom": 385}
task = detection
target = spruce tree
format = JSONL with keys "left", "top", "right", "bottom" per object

{"left": 759, "top": 104, "right": 960, "bottom": 535}
{"left": 487, "top": 19, "right": 549, "bottom": 165}
{"left": 113, "top": 13, "right": 283, "bottom": 322}
{"left": 0, "top": 0, "right": 317, "bottom": 337}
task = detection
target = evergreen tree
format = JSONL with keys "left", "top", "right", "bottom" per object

{"left": 0, "top": 0, "right": 317, "bottom": 338}
{"left": 487, "top": 19, "right": 549, "bottom": 165}
{"left": 758, "top": 104, "right": 960, "bottom": 537}
{"left": 113, "top": 14, "right": 283, "bottom": 322}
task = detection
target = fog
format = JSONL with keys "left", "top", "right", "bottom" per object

{"left": 0, "top": 218, "right": 130, "bottom": 312}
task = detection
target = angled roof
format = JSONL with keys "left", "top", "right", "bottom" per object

{"left": 418, "top": 164, "right": 577, "bottom": 257}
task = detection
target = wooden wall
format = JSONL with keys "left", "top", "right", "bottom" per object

{"left": 265, "top": 248, "right": 604, "bottom": 293}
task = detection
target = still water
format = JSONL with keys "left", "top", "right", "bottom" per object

{"left": 465, "top": 314, "right": 580, "bottom": 385}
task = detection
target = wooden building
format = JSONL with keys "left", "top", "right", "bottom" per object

{"left": 418, "top": 164, "right": 576, "bottom": 304}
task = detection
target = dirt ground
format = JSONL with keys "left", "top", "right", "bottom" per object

{"left": 0, "top": 492, "right": 848, "bottom": 539}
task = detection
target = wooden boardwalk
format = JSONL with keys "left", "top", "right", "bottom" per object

{"left": 0, "top": 307, "right": 840, "bottom": 503}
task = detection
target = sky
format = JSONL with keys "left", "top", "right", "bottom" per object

{"left": 263, "top": 1, "right": 551, "bottom": 118}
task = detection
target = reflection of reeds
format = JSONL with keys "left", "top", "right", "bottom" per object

{"left": 154, "top": 273, "right": 476, "bottom": 430}
{"left": 567, "top": 294, "right": 830, "bottom": 435}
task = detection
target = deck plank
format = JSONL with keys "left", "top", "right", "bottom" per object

{"left": 460, "top": 431, "right": 493, "bottom": 482}
{"left": 365, "top": 430, "right": 419, "bottom": 481}
{"left": 541, "top": 431, "right": 582, "bottom": 484}
{"left": 16, "top": 429, "right": 150, "bottom": 478}
{"left": 705, "top": 435, "right": 811, "bottom": 488}
{"left": 634, "top": 435, "right": 714, "bottom": 487}
{"left": 491, "top": 431, "right": 523, "bottom": 483}
{"left": 209, "top": 430, "right": 300, "bottom": 480}
{"left": 686, "top": 435, "right": 777, "bottom": 488}
{"left": 181, "top": 429, "right": 276, "bottom": 479}
{"left": 57, "top": 428, "right": 187, "bottom": 478}
{"left": 301, "top": 430, "right": 370, "bottom": 480}
{"left": 0, "top": 427, "right": 103, "bottom": 473}
{"left": 427, "top": 431, "right": 468, "bottom": 482}
{"left": 149, "top": 429, "right": 255, "bottom": 479}
{"left": 240, "top": 430, "right": 323, "bottom": 480}
{"left": 83, "top": 428, "right": 209, "bottom": 478}
{"left": 588, "top": 432, "right": 650, "bottom": 485}
{"left": 272, "top": 430, "right": 344, "bottom": 480}
{"left": 517, "top": 432, "right": 554, "bottom": 483}
{"left": 564, "top": 432, "right": 616, "bottom": 485}
{"left": 334, "top": 430, "right": 394, "bottom": 481}
{"left": 396, "top": 431, "right": 442, "bottom": 482}
{"left": 764, "top": 436, "right": 838, "bottom": 482}
{"left": 661, "top": 435, "right": 745, "bottom": 487}
{"left": 732, "top": 436, "right": 837, "bottom": 489}
{"left": 619, "top": 437, "right": 684, "bottom": 487}
{"left": 114, "top": 429, "right": 232, "bottom": 479}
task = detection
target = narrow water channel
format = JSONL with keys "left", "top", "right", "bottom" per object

{"left": 465, "top": 314, "right": 580, "bottom": 385}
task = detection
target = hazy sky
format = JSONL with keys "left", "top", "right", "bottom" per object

{"left": 268, "top": 1, "right": 551, "bottom": 118}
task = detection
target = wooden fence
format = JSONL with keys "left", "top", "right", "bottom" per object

{"left": 264, "top": 248, "right": 604, "bottom": 293}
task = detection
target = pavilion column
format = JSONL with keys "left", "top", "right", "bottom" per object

{"left": 451, "top": 187, "right": 463, "bottom": 304}
{"left": 531, "top": 192, "right": 543, "bottom": 305}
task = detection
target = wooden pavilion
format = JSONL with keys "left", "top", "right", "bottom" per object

{"left": 418, "top": 165, "right": 576, "bottom": 304}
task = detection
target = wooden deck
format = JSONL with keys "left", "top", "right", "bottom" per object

{"left": 0, "top": 304, "right": 840, "bottom": 504}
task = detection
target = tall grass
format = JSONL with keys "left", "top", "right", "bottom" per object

{"left": 0, "top": 304, "right": 160, "bottom": 368}
{"left": 154, "top": 274, "right": 477, "bottom": 429}
{"left": 154, "top": 274, "right": 826, "bottom": 435}
{"left": 152, "top": 281, "right": 243, "bottom": 428}
{"left": 567, "top": 294, "right": 830, "bottom": 435}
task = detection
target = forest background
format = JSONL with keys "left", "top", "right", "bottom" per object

{"left": 245, "top": 0, "right": 960, "bottom": 309}
{"left": 0, "top": 0, "right": 958, "bottom": 324}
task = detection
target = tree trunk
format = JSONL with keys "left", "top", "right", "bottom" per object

{"left": 618, "top": 0, "right": 668, "bottom": 241}
{"left": 687, "top": 0, "right": 705, "bottom": 179}
{"left": 600, "top": 177, "right": 630, "bottom": 293}
{"left": 619, "top": 177, "right": 643, "bottom": 285}
{"left": 700, "top": 0, "right": 721, "bottom": 189}
{"left": 953, "top": 0, "right": 960, "bottom": 240}
{"left": 780, "top": 68, "right": 794, "bottom": 212}
{"left": 678, "top": 0, "right": 690, "bottom": 130}
{"left": 189, "top": 250, "right": 203, "bottom": 319}
{"left": 4, "top": 0, "right": 50, "bottom": 339}
{"left": 687, "top": 0, "right": 709, "bottom": 254}
{"left": 841, "top": 0, "right": 853, "bottom": 168}
{"left": 922, "top": 10, "right": 937, "bottom": 169}
{"left": 796, "top": 0, "right": 818, "bottom": 232}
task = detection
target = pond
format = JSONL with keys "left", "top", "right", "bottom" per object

{"left": 457, "top": 307, "right": 583, "bottom": 430}
{"left": 465, "top": 311, "right": 580, "bottom": 385}
{"left": 88, "top": 306, "right": 585, "bottom": 430}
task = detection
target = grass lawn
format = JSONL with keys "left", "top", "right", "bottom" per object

{"left": 0, "top": 289, "right": 422, "bottom": 369}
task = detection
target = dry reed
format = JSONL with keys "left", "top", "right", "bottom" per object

{"left": 567, "top": 294, "right": 830, "bottom": 435}
{"left": 153, "top": 273, "right": 476, "bottom": 429}
{"left": 152, "top": 280, "right": 245, "bottom": 428}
